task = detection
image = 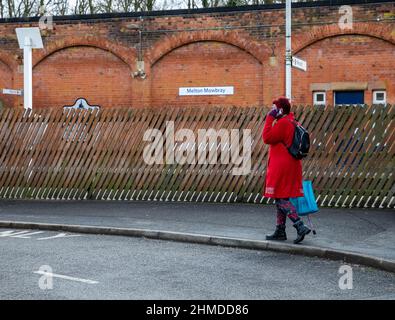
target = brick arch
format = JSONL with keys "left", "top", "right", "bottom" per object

{"left": 33, "top": 45, "right": 134, "bottom": 108}
{"left": 150, "top": 40, "right": 264, "bottom": 107}
{"left": 0, "top": 52, "right": 17, "bottom": 108}
{"left": 147, "top": 30, "right": 270, "bottom": 66}
{"left": 33, "top": 36, "right": 136, "bottom": 69}
{"left": 0, "top": 51, "right": 18, "bottom": 71}
{"left": 289, "top": 25, "right": 395, "bottom": 105}
{"left": 293, "top": 22, "right": 395, "bottom": 54}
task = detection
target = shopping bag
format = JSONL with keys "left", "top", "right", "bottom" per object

{"left": 290, "top": 180, "right": 319, "bottom": 216}
{"left": 290, "top": 180, "right": 319, "bottom": 235}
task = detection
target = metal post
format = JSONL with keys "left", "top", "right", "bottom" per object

{"left": 16, "top": 28, "right": 43, "bottom": 110}
{"left": 285, "top": 0, "right": 292, "bottom": 100}
{"left": 23, "top": 36, "right": 33, "bottom": 110}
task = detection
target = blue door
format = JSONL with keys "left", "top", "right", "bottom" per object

{"left": 335, "top": 91, "right": 364, "bottom": 105}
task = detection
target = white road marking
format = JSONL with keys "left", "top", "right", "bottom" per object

{"left": 0, "top": 230, "right": 81, "bottom": 240}
{"left": 0, "top": 230, "right": 31, "bottom": 237}
{"left": 34, "top": 271, "right": 99, "bottom": 284}
{"left": 37, "top": 233, "right": 81, "bottom": 240}
{"left": 0, "top": 230, "right": 44, "bottom": 238}
{"left": 11, "top": 231, "right": 45, "bottom": 238}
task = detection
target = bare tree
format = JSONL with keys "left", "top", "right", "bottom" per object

{"left": 0, "top": 0, "right": 5, "bottom": 18}
{"left": 143, "top": 0, "right": 155, "bottom": 11}
{"left": 16, "top": 0, "right": 38, "bottom": 17}
{"left": 0, "top": 0, "right": 321, "bottom": 18}
{"left": 116, "top": 0, "right": 134, "bottom": 12}
{"left": 52, "top": 0, "right": 68, "bottom": 15}
{"left": 6, "top": 0, "right": 16, "bottom": 17}
{"left": 97, "top": 0, "right": 116, "bottom": 13}
{"left": 74, "top": 0, "right": 92, "bottom": 14}
{"left": 37, "top": 0, "right": 54, "bottom": 16}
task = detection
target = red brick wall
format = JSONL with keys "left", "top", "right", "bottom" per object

{"left": 292, "top": 35, "right": 395, "bottom": 105}
{"left": 0, "top": 1, "right": 393, "bottom": 109}
{"left": 151, "top": 41, "right": 263, "bottom": 107}
{"left": 0, "top": 61, "right": 15, "bottom": 108}
{"left": 33, "top": 46, "right": 133, "bottom": 108}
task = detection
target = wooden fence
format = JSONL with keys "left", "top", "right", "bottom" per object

{"left": 0, "top": 105, "right": 393, "bottom": 208}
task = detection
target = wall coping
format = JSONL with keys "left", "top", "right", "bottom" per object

{"left": 0, "top": 0, "right": 393, "bottom": 24}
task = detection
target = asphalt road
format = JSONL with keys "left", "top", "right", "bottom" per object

{"left": 0, "top": 228, "right": 394, "bottom": 300}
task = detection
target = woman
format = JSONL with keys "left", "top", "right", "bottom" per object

{"left": 262, "top": 97, "right": 311, "bottom": 244}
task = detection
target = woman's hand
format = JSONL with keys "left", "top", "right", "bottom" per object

{"left": 268, "top": 105, "right": 283, "bottom": 119}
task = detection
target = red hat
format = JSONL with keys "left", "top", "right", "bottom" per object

{"left": 273, "top": 97, "right": 291, "bottom": 114}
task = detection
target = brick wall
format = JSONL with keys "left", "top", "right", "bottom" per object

{"left": 292, "top": 35, "right": 395, "bottom": 105}
{"left": 0, "top": 0, "right": 394, "bottom": 108}
{"left": 0, "top": 60, "right": 15, "bottom": 108}
{"left": 33, "top": 46, "right": 133, "bottom": 108}
{"left": 151, "top": 41, "right": 263, "bottom": 107}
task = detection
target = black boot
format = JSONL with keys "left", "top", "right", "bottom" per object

{"left": 293, "top": 220, "right": 311, "bottom": 244}
{"left": 266, "top": 225, "right": 287, "bottom": 241}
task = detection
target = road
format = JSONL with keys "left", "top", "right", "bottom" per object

{"left": 0, "top": 228, "right": 394, "bottom": 300}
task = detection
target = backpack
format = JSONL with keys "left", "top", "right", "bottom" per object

{"left": 286, "top": 119, "right": 310, "bottom": 160}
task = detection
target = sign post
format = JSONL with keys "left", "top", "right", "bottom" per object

{"left": 285, "top": 0, "right": 292, "bottom": 100}
{"left": 15, "top": 27, "right": 43, "bottom": 110}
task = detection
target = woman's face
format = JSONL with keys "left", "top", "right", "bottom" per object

{"left": 273, "top": 104, "right": 283, "bottom": 116}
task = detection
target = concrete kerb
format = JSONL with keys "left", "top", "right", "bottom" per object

{"left": 0, "top": 220, "right": 394, "bottom": 273}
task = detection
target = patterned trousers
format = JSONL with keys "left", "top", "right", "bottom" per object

{"left": 275, "top": 198, "right": 300, "bottom": 226}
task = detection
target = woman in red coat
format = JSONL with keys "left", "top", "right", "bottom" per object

{"left": 262, "top": 97, "right": 311, "bottom": 244}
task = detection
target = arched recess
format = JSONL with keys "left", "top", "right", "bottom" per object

{"left": 292, "top": 22, "right": 395, "bottom": 54}
{"left": 150, "top": 38, "right": 265, "bottom": 107}
{"left": 33, "top": 36, "right": 135, "bottom": 69}
{"left": 33, "top": 45, "right": 134, "bottom": 108}
{"left": 289, "top": 32, "right": 395, "bottom": 105}
{"left": 0, "top": 53, "right": 17, "bottom": 108}
{"left": 147, "top": 30, "right": 269, "bottom": 68}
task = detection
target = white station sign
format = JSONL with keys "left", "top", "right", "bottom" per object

{"left": 179, "top": 86, "right": 234, "bottom": 96}
{"left": 292, "top": 56, "right": 307, "bottom": 72}
{"left": 2, "top": 89, "right": 23, "bottom": 96}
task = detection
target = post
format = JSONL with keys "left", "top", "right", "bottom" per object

{"left": 285, "top": 0, "right": 292, "bottom": 100}
{"left": 16, "top": 28, "right": 43, "bottom": 110}
{"left": 23, "top": 36, "right": 33, "bottom": 110}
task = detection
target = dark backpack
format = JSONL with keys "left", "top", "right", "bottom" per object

{"left": 286, "top": 119, "right": 310, "bottom": 160}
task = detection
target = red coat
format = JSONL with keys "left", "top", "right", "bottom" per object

{"left": 262, "top": 112, "right": 304, "bottom": 199}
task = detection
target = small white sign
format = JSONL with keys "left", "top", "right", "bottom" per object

{"left": 2, "top": 88, "right": 23, "bottom": 96}
{"left": 292, "top": 56, "right": 307, "bottom": 72}
{"left": 179, "top": 86, "right": 234, "bottom": 96}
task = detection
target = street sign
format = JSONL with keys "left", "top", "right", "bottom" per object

{"left": 179, "top": 86, "right": 234, "bottom": 96}
{"left": 2, "top": 89, "right": 23, "bottom": 96}
{"left": 292, "top": 56, "right": 307, "bottom": 72}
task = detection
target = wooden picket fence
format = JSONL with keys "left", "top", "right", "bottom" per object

{"left": 0, "top": 104, "right": 393, "bottom": 208}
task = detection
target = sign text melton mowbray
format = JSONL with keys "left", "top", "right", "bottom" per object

{"left": 179, "top": 86, "right": 234, "bottom": 96}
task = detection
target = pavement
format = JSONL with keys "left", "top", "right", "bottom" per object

{"left": 1, "top": 230, "right": 394, "bottom": 300}
{"left": 0, "top": 200, "right": 394, "bottom": 272}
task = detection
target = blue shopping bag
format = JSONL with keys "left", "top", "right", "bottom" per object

{"left": 290, "top": 180, "right": 319, "bottom": 216}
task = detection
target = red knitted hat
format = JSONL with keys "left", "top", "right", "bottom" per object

{"left": 273, "top": 97, "right": 291, "bottom": 114}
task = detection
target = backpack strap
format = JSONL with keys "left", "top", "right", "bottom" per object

{"left": 280, "top": 117, "right": 296, "bottom": 149}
